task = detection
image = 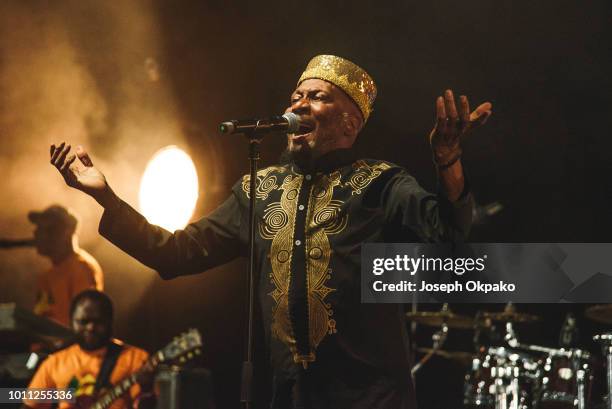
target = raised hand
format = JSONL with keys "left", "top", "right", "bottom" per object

{"left": 429, "top": 89, "right": 492, "bottom": 167}
{"left": 50, "top": 142, "right": 110, "bottom": 204}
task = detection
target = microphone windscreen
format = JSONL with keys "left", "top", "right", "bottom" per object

{"left": 282, "top": 112, "right": 300, "bottom": 133}
{"left": 219, "top": 121, "right": 235, "bottom": 134}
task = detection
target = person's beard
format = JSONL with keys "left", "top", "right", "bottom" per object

{"left": 281, "top": 124, "right": 343, "bottom": 168}
{"left": 76, "top": 331, "right": 111, "bottom": 351}
{"left": 279, "top": 143, "right": 313, "bottom": 168}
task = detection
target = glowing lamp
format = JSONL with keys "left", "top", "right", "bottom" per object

{"left": 139, "top": 146, "right": 199, "bottom": 231}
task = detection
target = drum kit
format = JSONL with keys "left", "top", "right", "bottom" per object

{"left": 407, "top": 304, "right": 612, "bottom": 409}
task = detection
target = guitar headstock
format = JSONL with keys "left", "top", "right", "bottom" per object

{"left": 158, "top": 328, "right": 202, "bottom": 364}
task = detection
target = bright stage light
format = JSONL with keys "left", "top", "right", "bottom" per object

{"left": 139, "top": 146, "right": 199, "bottom": 232}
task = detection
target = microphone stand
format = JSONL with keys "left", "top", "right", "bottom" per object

{"left": 0, "top": 238, "right": 35, "bottom": 248}
{"left": 240, "top": 131, "right": 262, "bottom": 409}
{"left": 224, "top": 118, "right": 295, "bottom": 408}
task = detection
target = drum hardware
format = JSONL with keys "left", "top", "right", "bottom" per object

{"left": 506, "top": 322, "right": 519, "bottom": 348}
{"left": 503, "top": 328, "right": 593, "bottom": 409}
{"left": 593, "top": 333, "right": 612, "bottom": 409}
{"left": 491, "top": 347, "right": 530, "bottom": 409}
{"left": 474, "top": 310, "right": 504, "bottom": 348}
{"left": 411, "top": 322, "right": 448, "bottom": 375}
{"left": 466, "top": 313, "right": 538, "bottom": 409}
{"left": 464, "top": 346, "right": 539, "bottom": 409}
{"left": 409, "top": 304, "right": 473, "bottom": 375}
{"left": 559, "top": 313, "right": 579, "bottom": 349}
{"left": 464, "top": 343, "right": 594, "bottom": 409}
{"left": 415, "top": 348, "right": 473, "bottom": 365}
{"left": 464, "top": 307, "right": 591, "bottom": 409}
{"left": 537, "top": 348, "right": 592, "bottom": 409}
{"left": 577, "top": 369, "right": 586, "bottom": 409}
{"left": 407, "top": 304, "right": 608, "bottom": 409}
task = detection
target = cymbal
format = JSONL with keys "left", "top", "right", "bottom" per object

{"left": 406, "top": 311, "right": 474, "bottom": 329}
{"left": 585, "top": 304, "right": 612, "bottom": 324}
{"left": 479, "top": 311, "right": 540, "bottom": 323}
{"left": 416, "top": 348, "right": 473, "bottom": 365}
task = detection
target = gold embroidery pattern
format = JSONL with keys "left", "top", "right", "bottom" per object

{"left": 298, "top": 171, "right": 347, "bottom": 364}
{"left": 264, "top": 164, "right": 391, "bottom": 366}
{"left": 241, "top": 166, "right": 286, "bottom": 199}
{"left": 260, "top": 202, "right": 288, "bottom": 239}
{"left": 345, "top": 160, "right": 391, "bottom": 195}
{"left": 268, "top": 174, "right": 303, "bottom": 351}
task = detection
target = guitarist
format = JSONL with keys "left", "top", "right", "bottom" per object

{"left": 23, "top": 290, "right": 155, "bottom": 409}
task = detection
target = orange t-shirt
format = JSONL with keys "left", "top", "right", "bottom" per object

{"left": 34, "top": 249, "right": 103, "bottom": 326}
{"left": 25, "top": 341, "right": 149, "bottom": 409}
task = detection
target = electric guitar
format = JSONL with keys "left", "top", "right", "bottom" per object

{"left": 75, "top": 328, "right": 202, "bottom": 409}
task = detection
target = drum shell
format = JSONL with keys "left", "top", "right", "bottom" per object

{"left": 464, "top": 348, "right": 538, "bottom": 409}
{"left": 537, "top": 351, "right": 600, "bottom": 409}
{"left": 464, "top": 353, "right": 496, "bottom": 408}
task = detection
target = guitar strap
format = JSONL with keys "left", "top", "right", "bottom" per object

{"left": 94, "top": 341, "right": 123, "bottom": 393}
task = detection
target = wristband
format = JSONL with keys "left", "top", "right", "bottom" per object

{"left": 434, "top": 149, "right": 462, "bottom": 169}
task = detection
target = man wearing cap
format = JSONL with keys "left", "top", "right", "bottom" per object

{"left": 30, "top": 205, "right": 103, "bottom": 327}
{"left": 48, "top": 55, "right": 491, "bottom": 408}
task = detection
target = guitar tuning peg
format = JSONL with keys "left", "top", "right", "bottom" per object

{"left": 195, "top": 349, "right": 201, "bottom": 355}
{"left": 187, "top": 352, "right": 193, "bottom": 359}
{"left": 179, "top": 356, "right": 186, "bottom": 363}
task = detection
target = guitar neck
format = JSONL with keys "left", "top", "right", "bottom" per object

{"left": 91, "top": 352, "right": 161, "bottom": 409}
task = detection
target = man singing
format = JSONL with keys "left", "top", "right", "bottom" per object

{"left": 48, "top": 55, "right": 491, "bottom": 408}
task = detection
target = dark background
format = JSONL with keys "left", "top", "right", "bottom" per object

{"left": 1, "top": 1, "right": 611, "bottom": 408}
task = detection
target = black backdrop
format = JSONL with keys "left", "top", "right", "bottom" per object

{"left": 2, "top": 1, "right": 612, "bottom": 408}
{"left": 150, "top": 2, "right": 612, "bottom": 406}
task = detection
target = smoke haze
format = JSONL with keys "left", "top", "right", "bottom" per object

{"left": 0, "top": 0, "right": 188, "bottom": 330}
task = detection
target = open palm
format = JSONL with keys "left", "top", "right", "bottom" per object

{"left": 50, "top": 143, "right": 108, "bottom": 198}
{"left": 429, "top": 89, "right": 492, "bottom": 165}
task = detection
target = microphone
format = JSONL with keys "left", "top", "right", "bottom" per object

{"left": 0, "top": 238, "right": 35, "bottom": 249}
{"left": 219, "top": 112, "right": 300, "bottom": 135}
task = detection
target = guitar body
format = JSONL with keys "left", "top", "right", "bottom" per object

{"left": 73, "top": 393, "right": 98, "bottom": 409}
{"left": 73, "top": 389, "right": 129, "bottom": 409}
{"left": 71, "top": 329, "right": 202, "bottom": 409}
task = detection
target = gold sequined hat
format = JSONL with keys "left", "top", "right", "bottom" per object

{"left": 298, "top": 55, "right": 377, "bottom": 122}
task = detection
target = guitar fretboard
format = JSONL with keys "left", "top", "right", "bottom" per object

{"left": 92, "top": 373, "right": 137, "bottom": 409}
{"left": 92, "top": 352, "right": 162, "bottom": 409}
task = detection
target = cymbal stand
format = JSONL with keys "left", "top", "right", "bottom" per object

{"left": 411, "top": 322, "right": 448, "bottom": 376}
{"left": 493, "top": 322, "right": 522, "bottom": 409}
